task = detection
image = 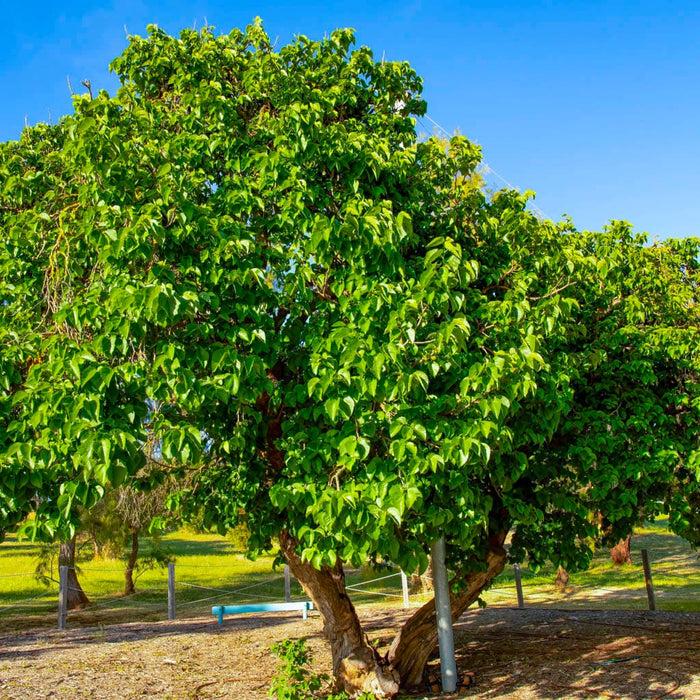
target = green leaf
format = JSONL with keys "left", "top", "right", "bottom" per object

{"left": 325, "top": 398, "right": 339, "bottom": 422}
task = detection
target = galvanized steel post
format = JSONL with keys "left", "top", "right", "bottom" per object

{"left": 431, "top": 537, "right": 457, "bottom": 693}
{"left": 57, "top": 565, "right": 68, "bottom": 630}
{"left": 401, "top": 570, "right": 409, "bottom": 609}
{"left": 284, "top": 564, "right": 291, "bottom": 603}
{"left": 168, "top": 563, "right": 176, "bottom": 620}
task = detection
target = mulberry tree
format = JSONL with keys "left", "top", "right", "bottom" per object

{"left": 1, "top": 22, "right": 698, "bottom": 696}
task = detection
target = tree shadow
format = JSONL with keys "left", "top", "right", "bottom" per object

{"left": 441, "top": 608, "right": 700, "bottom": 700}
{"left": 0, "top": 541, "right": 40, "bottom": 552}
{"left": 0, "top": 609, "right": 326, "bottom": 661}
{"left": 341, "top": 603, "right": 700, "bottom": 699}
{"left": 2, "top": 591, "right": 699, "bottom": 699}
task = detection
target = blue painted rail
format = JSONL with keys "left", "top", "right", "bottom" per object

{"left": 212, "top": 601, "right": 314, "bottom": 624}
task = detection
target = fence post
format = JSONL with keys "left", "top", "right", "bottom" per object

{"left": 168, "top": 563, "right": 176, "bottom": 620}
{"left": 57, "top": 565, "right": 68, "bottom": 630}
{"left": 284, "top": 564, "right": 291, "bottom": 603}
{"left": 432, "top": 537, "right": 457, "bottom": 693}
{"left": 400, "top": 570, "right": 409, "bottom": 609}
{"left": 514, "top": 564, "right": 524, "bottom": 609}
{"left": 641, "top": 549, "right": 656, "bottom": 611}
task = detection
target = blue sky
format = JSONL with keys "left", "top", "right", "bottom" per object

{"left": 2, "top": 1, "right": 698, "bottom": 239}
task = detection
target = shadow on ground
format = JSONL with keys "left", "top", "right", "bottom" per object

{"left": 1, "top": 607, "right": 698, "bottom": 700}
{"left": 0, "top": 610, "right": 325, "bottom": 658}
{"left": 437, "top": 608, "right": 698, "bottom": 699}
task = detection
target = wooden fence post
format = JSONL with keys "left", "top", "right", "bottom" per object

{"left": 284, "top": 564, "right": 291, "bottom": 603}
{"left": 57, "top": 565, "right": 68, "bottom": 630}
{"left": 168, "top": 563, "right": 176, "bottom": 620}
{"left": 514, "top": 564, "right": 524, "bottom": 609}
{"left": 400, "top": 570, "right": 409, "bottom": 609}
{"left": 641, "top": 549, "right": 656, "bottom": 611}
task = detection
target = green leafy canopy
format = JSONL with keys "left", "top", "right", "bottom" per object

{"left": 1, "top": 20, "right": 698, "bottom": 574}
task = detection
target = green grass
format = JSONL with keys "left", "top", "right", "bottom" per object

{"left": 1, "top": 520, "right": 698, "bottom": 633}
{"left": 0, "top": 530, "right": 292, "bottom": 631}
{"left": 0, "top": 536, "right": 59, "bottom": 611}
{"left": 481, "top": 518, "right": 700, "bottom": 611}
{"left": 0, "top": 529, "right": 408, "bottom": 631}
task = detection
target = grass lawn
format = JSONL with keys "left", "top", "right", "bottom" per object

{"left": 482, "top": 518, "right": 700, "bottom": 611}
{"left": 1, "top": 519, "right": 697, "bottom": 633}
{"left": 0, "top": 529, "right": 409, "bottom": 631}
{"left": 0, "top": 530, "right": 287, "bottom": 631}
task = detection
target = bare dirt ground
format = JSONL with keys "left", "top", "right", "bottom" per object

{"left": 0, "top": 607, "right": 698, "bottom": 700}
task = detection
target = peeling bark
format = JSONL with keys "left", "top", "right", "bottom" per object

{"left": 279, "top": 531, "right": 399, "bottom": 698}
{"left": 387, "top": 534, "right": 508, "bottom": 689}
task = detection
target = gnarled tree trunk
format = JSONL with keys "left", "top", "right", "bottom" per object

{"left": 279, "top": 531, "right": 399, "bottom": 698}
{"left": 124, "top": 528, "right": 139, "bottom": 595}
{"left": 59, "top": 537, "right": 90, "bottom": 611}
{"left": 387, "top": 533, "right": 507, "bottom": 690}
{"left": 610, "top": 534, "right": 632, "bottom": 565}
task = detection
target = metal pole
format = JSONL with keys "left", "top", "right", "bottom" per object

{"left": 58, "top": 565, "right": 68, "bottom": 630}
{"left": 284, "top": 564, "right": 291, "bottom": 603}
{"left": 431, "top": 537, "right": 457, "bottom": 693}
{"left": 514, "top": 564, "right": 524, "bottom": 609}
{"left": 401, "top": 570, "right": 409, "bottom": 609}
{"left": 641, "top": 549, "right": 656, "bottom": 611}
{"left": 168, "top": 563, "right": 176, "bottom": 620}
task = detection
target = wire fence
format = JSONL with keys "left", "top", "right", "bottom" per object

{"left": 480, "top": 550, "right": 700, "bottom": 613}
{"left": 1, "top": 545, "right": 698, "bottom": 632}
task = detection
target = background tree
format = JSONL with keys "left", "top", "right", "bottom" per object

{"left": 33, "top": 472, "right": 175, "bottom": 602}
{"left": 1, "top": 22, "right": 698, "bottom": 697}
{"left": 115, "top": 465, "right": 177, "bottom": 596}
{"left": 34, "top": 535, "right": 90, "bottom": 610}
{"left": 58, "top": 536, "right": 90, "bottom": 610}
{"left": 79, "top": 475, "right": 176, "bottom": 595}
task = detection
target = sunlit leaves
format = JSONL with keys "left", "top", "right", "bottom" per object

{"left": 0, "top": 21, "right": 698, "bottom": 577}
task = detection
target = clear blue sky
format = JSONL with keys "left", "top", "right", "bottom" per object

{"left": 2, "top": 1, "right": 698, "bottom": 239}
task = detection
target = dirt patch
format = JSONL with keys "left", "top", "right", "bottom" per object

{"left": 0, "top": 608, "right": 698, "bottom": 699}
{"left": 447, "top": 609, "right": 700, "bottom": 699}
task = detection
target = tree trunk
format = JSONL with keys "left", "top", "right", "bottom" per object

{"left": 554, "top": 565, "right": 569, "bottom": 591}
{"left": 410, "top": 559, "right": 434, "bottom": 594}
{"left": 90, "top": 527, "right": 100, "bottom": 558}
{"left": 610, "top": 534, "right": 632, "bottom": 565}
{"left": 59, "top": 537, "right": 90, "bottom": 611}
{"left": 124, "top": 528, "right": 139, "bottom": 595}
{"left": 387, "top": 533, "right": 507, "bottom": 690}
{"left": 279, "top": 531, "right": 399, "bottom": 698}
